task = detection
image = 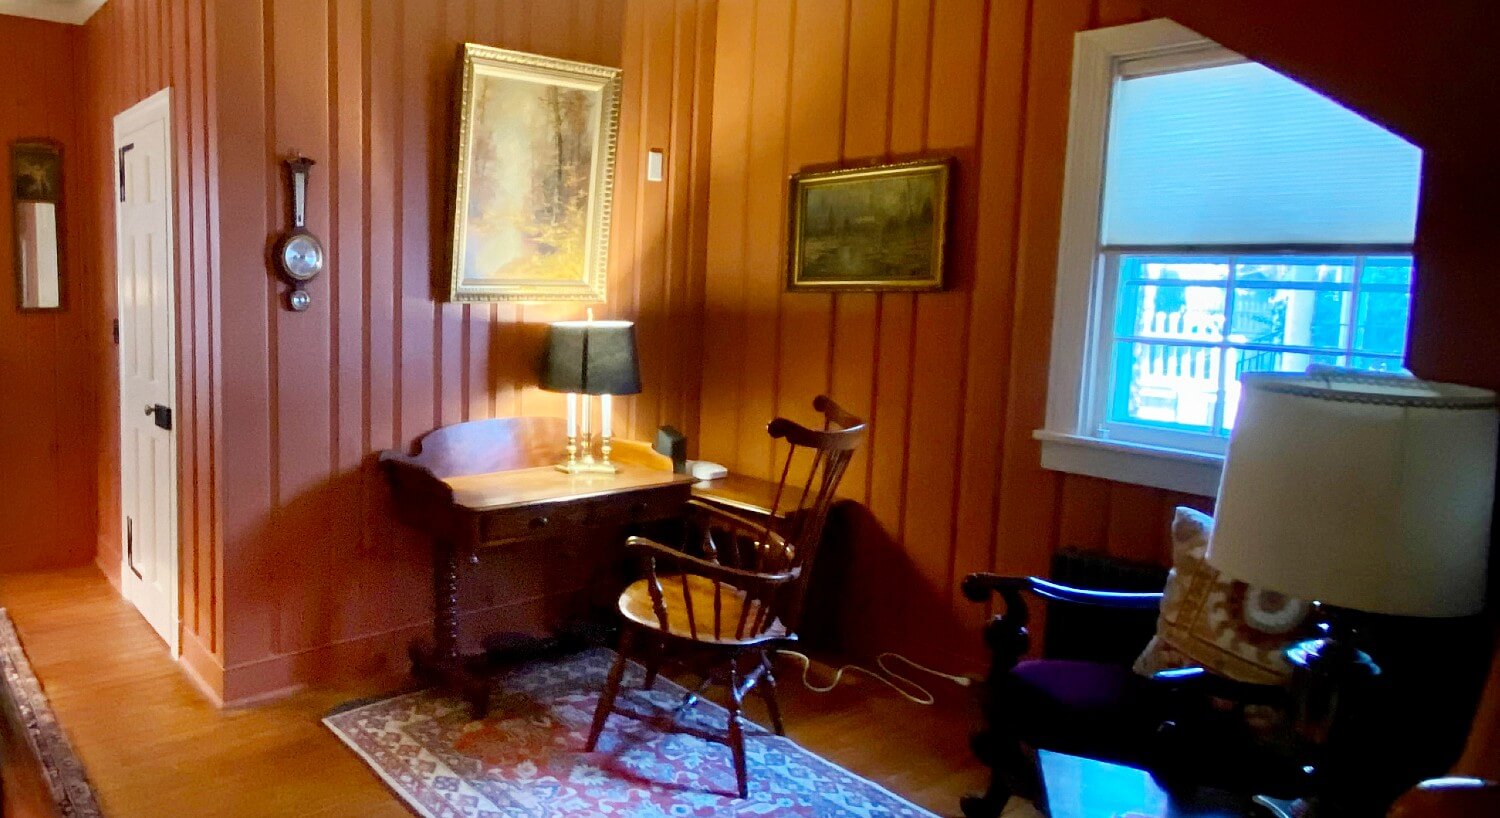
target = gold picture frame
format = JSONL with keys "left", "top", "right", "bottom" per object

{"left": 786, "top": 158, "right": 951, "bottom": 292}
{"left": 446, "top": 44, "right": 622, "bottom": 302}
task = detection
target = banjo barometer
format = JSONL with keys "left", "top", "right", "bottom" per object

{"left": 275, "top": 155, "right": 325, "bottom": 311}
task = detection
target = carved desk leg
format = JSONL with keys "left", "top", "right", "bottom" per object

{"left": 411, "top": 536, "right": 492, "bottom": 719}
{"left": 433, "top": 536, "right": 461, "bottom": 663}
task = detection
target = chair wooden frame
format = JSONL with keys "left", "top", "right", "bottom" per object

{"left": 584, "top": 396, "right": 866, "bottom": 798}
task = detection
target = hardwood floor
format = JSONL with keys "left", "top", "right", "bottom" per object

{"left": 0, "top": 566, "right": 988, "bottom": 817}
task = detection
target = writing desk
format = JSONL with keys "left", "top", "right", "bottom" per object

{"left": 691, "top": 473, "right": 797, "bottom": 520}
{"left": 380, "top": 417, "right": 693, "bottom": 716}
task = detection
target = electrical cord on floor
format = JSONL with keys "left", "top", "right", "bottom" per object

{"left": 773, "top": 649, "right": 971, "bottom": 706}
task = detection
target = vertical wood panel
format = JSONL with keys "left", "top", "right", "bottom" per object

{"left": 733, "top": 0, "right": 795, "bottom": 478}
{"left": 774, "top": 0, "right": 846, "bottom": 431}
{"left": 898, "top": 0, "right": 983, "bottom": 645}
{"left": 990, "top": 0, "right": 1093, "bottom": 586}
{"left": 0, "top": 16, "right": 95, "bottom": 572}
{"left": 827, "top": 0, "right": 894, "bottom": 505}
{"left": 697, "top": 0, "right": 754, "bottom": 464}
{"left": 863, "top": 0, "right": 931, "bottom": 551}
{"left": 948, "top": 0, "right": 1030, "bottom": 634}
{"left": 78, "top": 0, "right": 222, "bottom": 671}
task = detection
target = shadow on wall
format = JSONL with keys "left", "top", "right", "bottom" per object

{"left": 803, "top": 502, "right": 978, "bottom": 667}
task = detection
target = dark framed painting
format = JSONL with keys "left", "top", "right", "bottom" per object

{"left": 11, "top": 140, "right": 64, "bottom": 311}
{"left": 786, "top": 158, "right": 951, "bottom": 292}
{"left": 446, "top": 44, "right": 622, "bottom": 302}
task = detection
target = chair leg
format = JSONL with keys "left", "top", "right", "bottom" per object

{"left": 757, "top": 651, "right": 785, "bottom": 736}
{"left": 585, "top": 628, "right": 634, "bottom": 752}
{"left": 726, "top": 657, "right": 749, "bottom": 799}
{"left": 642, "top": 636, "right": 664, "bottom": 691}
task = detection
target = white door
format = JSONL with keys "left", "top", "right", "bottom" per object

{"left": 115, "top": 88, "right": 179, "bottom": 655}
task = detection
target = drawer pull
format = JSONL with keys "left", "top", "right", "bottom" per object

{"left": 529, "top": 516, "right": 550, "bottom": 529}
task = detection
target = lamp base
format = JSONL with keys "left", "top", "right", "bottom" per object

{"left": 555, "top": 459, "right": 620, "bottom": 475}
{"left": 1251, "top": 605, "right": 1384, "bottom": 818}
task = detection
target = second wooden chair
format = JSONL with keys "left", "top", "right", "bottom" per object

{"left": 583, "top": 395, "right": 866, "bottom": 798}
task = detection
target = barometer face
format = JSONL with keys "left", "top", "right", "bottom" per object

{"left": 279, "top": 231, "right": 325, "bottom": 282}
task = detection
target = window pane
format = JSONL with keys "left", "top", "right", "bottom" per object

{"left": 1222, "top": 350, "right": 1345, "bottom": 431}
{"left": 1231, "top": 260, "right": 1354, "bottom": 351}
{"left": 1102, "top": 61, "right": 1422, "bottom": 246}
{"left": 1122, "top": 258, "right": 1231, "bottom": 284}
{"left": 1115, "top": 258, "right": 1227, "bottom": 341}
{"left": 1361, "top": 256, "right": 1414, "bottom": 285}
{"left": 1101, "top": 254, "right": 1414, "bottom": 448}
{"left": 1354, "top": 290, "right": 1411, "bottom": 355}
{"left": 1117, "top": 283, "right": 1227, "bottom": 340}
{"left": 1349, "top": 355, "right": 1407, "bottom": 374}
{"left": 1110, "top": 341, "right": 1220, "bottom": 431}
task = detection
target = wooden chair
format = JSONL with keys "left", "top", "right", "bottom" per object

{"left": 583, "top": 395, "right": 866, "bottom": 798}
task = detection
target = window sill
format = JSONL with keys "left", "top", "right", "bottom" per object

{"left": 1033, "top": 429, "right": 1222, "bottom": 497}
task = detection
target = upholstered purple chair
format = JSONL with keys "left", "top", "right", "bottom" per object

{"left": 958, "top": 572, "right": 1307, "bottom": 818}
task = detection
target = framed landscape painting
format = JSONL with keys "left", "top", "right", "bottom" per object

{"left": 786, "top": 158, "right": 951, "bottom": 292}
{"left": 446, "top": 44, "right": 622, "bottom": 302}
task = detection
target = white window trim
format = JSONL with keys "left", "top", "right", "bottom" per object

{"left": 1040, "top": 20, "right": 1240, "bottom": 498}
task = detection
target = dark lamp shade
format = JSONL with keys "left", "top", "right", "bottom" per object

{"left": 538, "top": 320, "right": 642, "bottom": 395}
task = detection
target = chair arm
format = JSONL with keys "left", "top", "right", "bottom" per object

{"left": 1028, "top": 578, "right": 1163, "bottom": 610}
{"left": 625, "top": 535, "right": 797, "bottom": 588}
{"left": 683, "top": 498, "right": 781, "bottom": 538}
{"left": 961, "top": 573, "right": 1032, "bottom": 628}
{"left": 962, "top": 573, "right": 1164, "bottom": 617}
{"left": 1388, "top": 778, "right": 1500, "bottom": 818}
{"left": 1149, "top": 666, "right": 1288, "bottom": 705}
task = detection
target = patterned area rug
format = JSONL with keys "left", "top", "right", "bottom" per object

{"left": 324, "top": 647, "right": 939, "bottom": 817}
{"left": 0, "top": 609, "right": 105, "bottom": 818}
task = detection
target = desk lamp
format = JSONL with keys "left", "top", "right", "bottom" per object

{"left": 1208, "top": 369, "right": 1498, "bottom": 816}
{"left": 539, "top": 318, "right": 641, "bottom": 474}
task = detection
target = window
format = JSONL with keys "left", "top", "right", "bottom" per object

{"left": 1039, "top": 21, "right": 1422, "bottom": 495}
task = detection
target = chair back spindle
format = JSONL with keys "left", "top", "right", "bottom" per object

{"left": 627, "top": 395, "right": 865, "bottom": 644}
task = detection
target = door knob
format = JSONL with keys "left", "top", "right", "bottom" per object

{"left": 144, "top": 404, "right": 173, "bottom": 431}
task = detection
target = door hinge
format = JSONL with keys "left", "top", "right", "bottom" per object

{"left": 117, "top": 143, "right": 135, "bottom": 202}
{"left": 126, "top": 516, "right": 142, "bottom": 580}
{"left": 111, "top": 318, "right": 120, "bottom": 345}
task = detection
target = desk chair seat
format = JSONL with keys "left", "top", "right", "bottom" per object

{"left": 619, "top": 574, "right": 788, "bottom": 646}
{"left": 585, "top": 396, "right": 866, "bottom": 799}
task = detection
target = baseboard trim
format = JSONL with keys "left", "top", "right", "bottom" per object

{"left": 94, "top": 552, "right": 121, "bottom": 592}
{"left": 218, "top": 592, "right": 598, "bottom": 706}
{"left": 219, "top": 620, "right": 427, "bottom": 707}
{"left": 178, "top": 628, "right": 225, "bottom": 707}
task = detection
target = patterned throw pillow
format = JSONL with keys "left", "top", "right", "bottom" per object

{"left": 1133, "top": 507, "right": 1312, "bottom": 685}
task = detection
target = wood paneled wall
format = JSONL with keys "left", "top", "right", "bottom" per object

{"left": 697, "top": 0, "right": 1211, "bottom": 665}
{"left": 206, "top": 0, "right": 714, "bottom": 701}
{"left": 0, "top": 16, "right": 96, "bottom": 571}
{"left": 78, "top": 0, "right": 220, "bottom": 690}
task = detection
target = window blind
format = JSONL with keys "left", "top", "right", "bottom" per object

{"left": 1100, "top": 61, "right": 1422, "bottom": 247}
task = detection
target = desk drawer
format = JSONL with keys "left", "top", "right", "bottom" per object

{"left": 478, "top": 483, "right": 689, "bottom": 544}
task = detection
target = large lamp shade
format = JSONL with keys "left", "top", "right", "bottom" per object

{"left": 1208, "top": 370, "right": 1498, "bottom": 618}
{"left": 538, "top": 320, "right": 642, "bottom": 395}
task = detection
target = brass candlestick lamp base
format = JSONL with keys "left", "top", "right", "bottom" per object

{"left": 555, "top": 432, "right": 621, "bottom": 474}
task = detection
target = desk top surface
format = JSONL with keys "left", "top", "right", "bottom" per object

{"left": 691, "top": 473, "right": 798, "bottom": 519}
{"left": 444, "top": 463, "right": 694, "bottom": 512}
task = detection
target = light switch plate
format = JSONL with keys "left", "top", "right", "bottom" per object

{"left": 646, "top": 149, "right": 664, "bottom": 182}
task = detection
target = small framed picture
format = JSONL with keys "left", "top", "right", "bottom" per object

{"left": 786, "top": 158, "right": 951, "bottom": 292}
